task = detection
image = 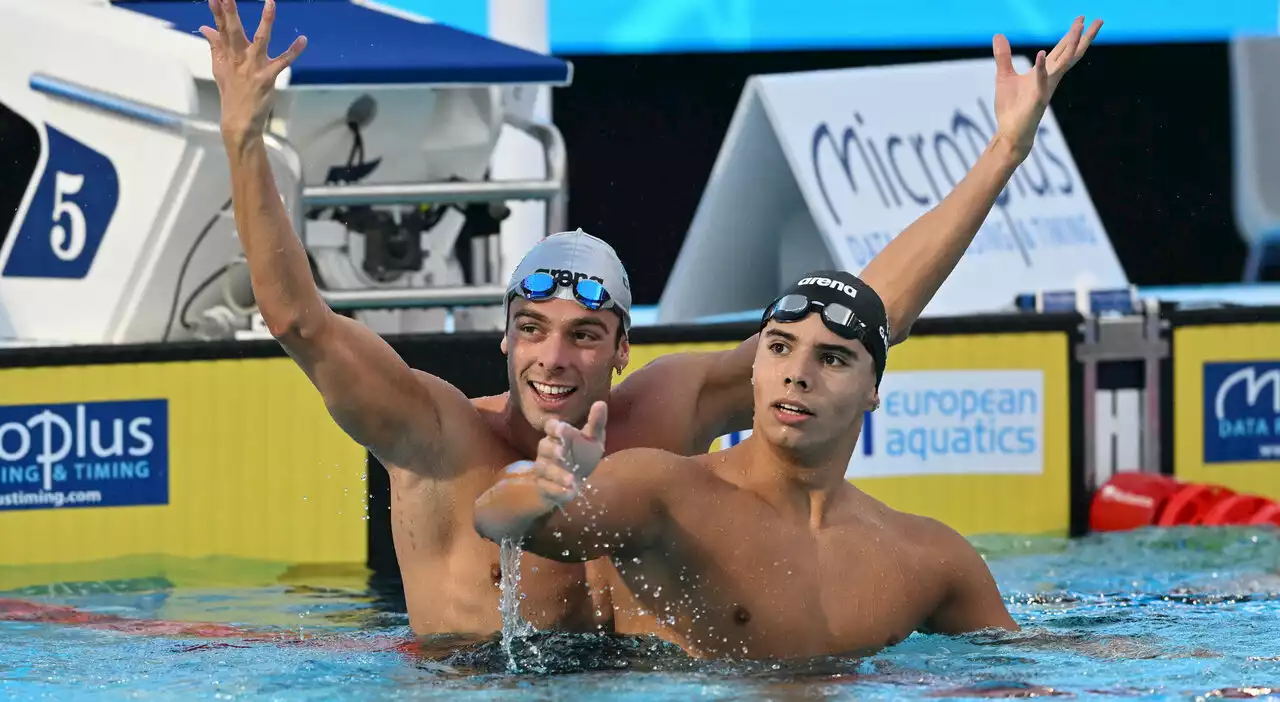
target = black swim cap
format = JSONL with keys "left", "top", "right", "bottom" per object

{"left": 761, "top": 270, "right": 890, "bottom": 386}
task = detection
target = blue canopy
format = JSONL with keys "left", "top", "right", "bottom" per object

{"left": 116, "top": 0, "right": 572, "bottom": 87}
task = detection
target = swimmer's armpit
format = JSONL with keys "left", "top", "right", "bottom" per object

{"left": 475, "top": 448, "right": 683, "bottom": 563}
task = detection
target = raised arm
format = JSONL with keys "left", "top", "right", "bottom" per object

{"left": 203, "top": 0, "right": 453, "bottom": 467}
{"left": 615, "top": 18, "right": 1104, "bottom": 449}
{"left": 859, "top": 18, "right": 1101, "bottom": 344}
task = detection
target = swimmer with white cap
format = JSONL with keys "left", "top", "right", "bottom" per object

{"left": 201, "top": 0, "right": 1099, "bottom": 641}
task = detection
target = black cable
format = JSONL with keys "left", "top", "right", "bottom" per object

{"left": 178, "top": 262, "right": 234, "bottom": 333}
{"left": 346, "top": 121, "right": 365, "bottom": 169}
{"left": 161, "top": 196, "right": 233, "bottom": 342}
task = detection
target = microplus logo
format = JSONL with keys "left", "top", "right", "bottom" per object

{"left": 1204, "top": 361, "right": 1280, "bottom": 463}
{"left": 809, "top": 98, "right": 1097, "bottom": 270}
{"left": 0, "top": 399, "right": 168, "bottom": 511}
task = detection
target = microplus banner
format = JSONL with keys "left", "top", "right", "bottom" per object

{"left": 756, "top": 57, "right": 1129, "bottom": 317}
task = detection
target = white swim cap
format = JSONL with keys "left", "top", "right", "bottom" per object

{"left": 504, "top": 229, "right": 633, "bottom": 332}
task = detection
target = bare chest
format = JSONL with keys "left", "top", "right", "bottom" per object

{"left": 618, "top": 507, "right": 938, "bottom": 658}
{"left": 386, "top": 415, "right": 596, "bottom": 634}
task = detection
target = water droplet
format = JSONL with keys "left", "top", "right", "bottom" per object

{"left": 561, "top": 550, "right": 570, "bottom": 556}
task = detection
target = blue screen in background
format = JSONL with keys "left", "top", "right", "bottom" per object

{"left": 390, "top": 0, "right": 1278, "bottom": 54}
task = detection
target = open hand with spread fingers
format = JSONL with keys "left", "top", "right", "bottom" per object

{"left": 992, "top": 16, "right": 1103, "bottom": 162}
{"left": 200, "top": 0, "right": 307, "bottom": 144}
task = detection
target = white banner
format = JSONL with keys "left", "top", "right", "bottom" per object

{"left": 851, "top": 369, "right": 1045, "bottom": 478}
{"left": 756, "top": 58, "right": 1128, "bottom": 318}
{"left": 718, "top": 369, "right": 1045, "bottom": 478}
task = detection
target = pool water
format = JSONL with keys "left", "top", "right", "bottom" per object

{"left": 2, "top": 526, "right": 1279, "bottom": 700}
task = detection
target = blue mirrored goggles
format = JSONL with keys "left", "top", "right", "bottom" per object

{"left": 516, "top": 271, "right": 615, "bottom": 312}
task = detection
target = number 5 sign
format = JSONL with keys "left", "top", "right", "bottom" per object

{"left": 3, "top": 126, "right": 119, "bottom": 279}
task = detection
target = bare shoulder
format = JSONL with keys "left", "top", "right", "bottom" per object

{"left": 410, "top": 368, "right": 488, "bottom": 427}
{"left": 599, "top": 446, "right": 697, "bottom": 480}
{"left": 609, "top": 348, "right": 749, "bottom": 454}
{"left": 606, "top": 355, "right": 706, "bottom": 453}
{"left": 893, "top": 512, "right": 980, "bottom": 561}
{"left": 583, "top": 446, "right": 703, "bottom": 508}
{"left": 381, "top": 369, "right": 495, "bottom": 475}
{"left": 893, "top": 512, "right": 1007, "bottom": 609}
{"left": 894, "top": 512, "right": 1017, "bottom": 634}
{"left": 863, "top": 504, "right": 988, "bottom": 579}
{"left": 467, "top": 389, "right": 509, "bottom": 416}
{"left": 611, "top": 351, "right": 708, "bottom": 407}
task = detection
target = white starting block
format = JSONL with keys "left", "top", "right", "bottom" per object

{"left": 0, "top": 0, "right": 572, "bottom": 345}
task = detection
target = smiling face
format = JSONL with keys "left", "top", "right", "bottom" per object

{"left": 752, "top": 313, "right": 880, "bottom": 460}
{"left": 501, "top": 297, "right": 630, "bottom": 432}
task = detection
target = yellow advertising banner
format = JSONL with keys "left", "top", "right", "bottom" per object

{"left": 1173, "top": 321, "right": 1280, "bottom": 498}
{"left": 0, "top": 358, "right": 367, "bottom": 580}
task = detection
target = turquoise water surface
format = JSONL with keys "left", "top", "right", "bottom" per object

{"left": 2, "top": 526, "right": 1278, "bottom": 700}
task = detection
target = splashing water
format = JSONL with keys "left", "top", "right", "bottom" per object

{"left": 498, "top": 538, "right": 545, "bottom": 673}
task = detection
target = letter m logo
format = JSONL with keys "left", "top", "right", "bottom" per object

{"left": 1213, "top": 364, "right": 1280, "bottom": 420}
{"left": 1204, "top": 360, "right": 1280, "bottom": 464}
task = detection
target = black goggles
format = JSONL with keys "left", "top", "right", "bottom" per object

{"left": 516, "top": 272, "right": 614, "bottom": 312}
{"left": 762, "top": 293, "right": 869, "bottom": 343}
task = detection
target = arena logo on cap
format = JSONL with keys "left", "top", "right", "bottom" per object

{"left": 798, "top": 276, "right": 858, "bottom": 298}
{"left": 535, "top": 268, "right": 604, "bottom": 287}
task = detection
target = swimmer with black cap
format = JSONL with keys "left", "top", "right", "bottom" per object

{"left": 475, "top": 270, "right": 1018, "bottom": 661}
{"left": 201, "top": 0, "right": 1095, "bottom": 642}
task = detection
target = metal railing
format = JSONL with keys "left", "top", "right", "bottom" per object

{"left": 30, "top": 73, "right": 306, "bottom": 236}
{"left": 28, "top": 73, "right": 566, "bottom": 313}
{"left": 321, "top": 285, "right": 511, "bottom": 311}
{"left": 298, "top": 111, "right": 567, "bottom": 311}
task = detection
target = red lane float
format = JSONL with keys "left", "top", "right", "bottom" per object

{"left": 0, "top": 598, "right": 419, "bottom": 654}
{"left": 1090, "top": 473, "right": 1280, "bottom": 531}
